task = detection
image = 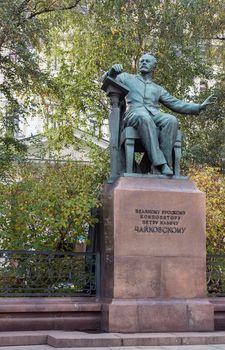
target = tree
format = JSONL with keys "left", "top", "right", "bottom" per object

{"left": 1, "top": 0, "right": 224, "bottom": 168}
{"left": 0, "top": 0, "right": 224, "bottom": 253}
{"left": 188, "top": 165, "right": 225, "bottom": 254}
{"left": 0, "top": 156, "right": 108, "bottom": 251}
{"left": 43, "top": 0, "right": 225, "bottom": 167}
{"left": 0, "top": 0, "right": 111, "bottom": 252}
{"left": 0, "top": 1, "right": 82, "bottom": 178}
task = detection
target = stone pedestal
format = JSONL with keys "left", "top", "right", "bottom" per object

{"left": 100, "top": 176, "right": 214, "bottom": 332}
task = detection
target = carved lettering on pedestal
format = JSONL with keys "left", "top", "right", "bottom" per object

{"left": 134, "top": 209, "right": 186, "bottom": 234}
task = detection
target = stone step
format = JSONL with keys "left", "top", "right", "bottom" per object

{"left": 0, "top": 298, "right": 224, "bottom": 332}
{"left": 2, "top": 347, "right": 225, "bottom": 350}
{"left": 211, "top": 298, "right": 225, "bottom": 331}
{"left": 1, "top": 331, "right": 225, "bottom": 348}
{"left": 0, "top": 331, "right": 48, "bottom": 347}
{"left": 0, "top": 347, "right": 52, "bottom": 350}
{"left": 0, "top": 298, "right": 101, "bottom": 331}
{"left": 47, "top": 331, "right": 225, "bottom": 348}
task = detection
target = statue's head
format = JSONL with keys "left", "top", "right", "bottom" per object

{"left": 139, "top": 53, "right": 157, "bottom": 73}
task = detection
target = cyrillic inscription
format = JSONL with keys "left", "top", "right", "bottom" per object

{"left": 134, "top": 209, "right": 186, "bottom": 234}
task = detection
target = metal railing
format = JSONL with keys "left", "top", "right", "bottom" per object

{"left": 0, "top": 251, "right": 224, "bottom": 297}
{"left": 207, "top": 254, "right": 225, "bottom": 297}
{"left": 0, "top": 250, "right": 100, "bottom": 297}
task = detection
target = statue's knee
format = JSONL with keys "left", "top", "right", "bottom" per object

{"left": 139, "top": 115, "right": 154, "bottom": 125}
{"left": 168, "top": 116, "right": 178, "bottom": 127}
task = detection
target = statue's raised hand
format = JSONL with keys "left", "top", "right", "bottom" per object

{"left": 109, "top": 64, "right": 123, "bottom": 76}
{"left": 200, "top": 95, "right": 217, "bottom": 110}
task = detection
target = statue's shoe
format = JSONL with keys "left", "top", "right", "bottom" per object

{"left": 161, "top": 164, "right": 173, "bottom": 175}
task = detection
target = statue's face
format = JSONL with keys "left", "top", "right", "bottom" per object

{"left": 139, "top": 54, "right": 156, "bottom": 73}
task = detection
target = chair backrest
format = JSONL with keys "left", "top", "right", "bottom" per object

{"left": 101, "top": 77, "right": 129, "bottom": 182}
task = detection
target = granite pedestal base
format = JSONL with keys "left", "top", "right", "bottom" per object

{"left": 101, "top": 298, "right": 213, "bottom": 332}
{"left": 100, "top": 176, "right": 214, "bottom": 332}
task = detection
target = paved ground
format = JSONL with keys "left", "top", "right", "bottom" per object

{"left": 0, "top": 331, "right": 225, "bottom": 349}
{"left": 1, "top": 345, "right": 225, "bottom": 350}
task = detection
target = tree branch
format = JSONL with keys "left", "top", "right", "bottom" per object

{"left": 28, "top": 0, "right": 81, "bottom": 19}
{"left": 213, "top": 36, "right": 225, "bottom": 41}
{"left": 0, "top": 0, "right": 31, "bottom": 50}
{"left": 17, "top": 0, "right": 32, "bottom": 12}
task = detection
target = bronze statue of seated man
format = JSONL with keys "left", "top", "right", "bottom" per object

{"left": 103, "top": 53, "right": 215, "bottom": 175}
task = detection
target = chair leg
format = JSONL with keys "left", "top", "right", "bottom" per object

{"left": 174, "top": 130, "right": 182, "bottom": 176}
{"left": 125, "top": 138, "right": 135, "bottom": 173}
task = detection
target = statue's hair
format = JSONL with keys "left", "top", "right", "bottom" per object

{"left": 141, "top": 52, "right": 157, "bottom": 65}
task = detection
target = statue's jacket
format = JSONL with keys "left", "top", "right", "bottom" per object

{"left": 115, "top": 72, "right": 201, "bottom": 117}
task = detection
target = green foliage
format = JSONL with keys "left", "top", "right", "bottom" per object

{"left": 189, "top": 165, "right": 225, "bottom": 254}
{"left": 0, "top": 0, "right": 82, "bottom": 177}
{"left": 0, "top": 0, "right": 224, "bottom": 255}
{"left": 181, "top": 115, "right": 225, "bottom": 167}
{"left": 1, "top": 0, "right": 224, "bottom": 165}
{"left": 0, "top": 159, "right": 108, "bottom": 250}
{"left": 43, "top": 0, "right": 225, "bottom": 165}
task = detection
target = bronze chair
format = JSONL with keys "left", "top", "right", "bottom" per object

{"left": 120, "top": 125, "right": 182, "bottom": 176}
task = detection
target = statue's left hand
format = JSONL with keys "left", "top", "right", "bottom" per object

{"left": 200, "top": 95, "right": 217, "bottom": 110}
